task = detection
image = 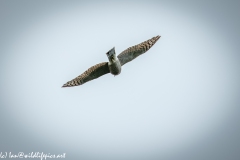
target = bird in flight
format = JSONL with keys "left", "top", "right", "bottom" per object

{"left": 62, "top": 35, "right": 161, "bottom": 87}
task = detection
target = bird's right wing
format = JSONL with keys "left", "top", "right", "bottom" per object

{"left": 62, "top": 62, "right": 110, "bottom": 87}
{"left": 117, "top": 35, "right": 160, "bottom": 66}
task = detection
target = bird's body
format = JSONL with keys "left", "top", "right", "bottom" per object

{"left": 108, "top": 60, "right": 121, "bottom": 76}
{"left": 62, "top": 35, "right": 160, "bottom": 87}
{"left": 106, "top": 47, "right": 122, "bottom": 76}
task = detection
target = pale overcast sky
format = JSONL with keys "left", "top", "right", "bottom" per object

{"left": 0, "top": 0, "right": 240, "bottom": 160}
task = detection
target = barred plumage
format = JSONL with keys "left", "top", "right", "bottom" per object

{"left": 62, "top": 62, "right": 109, "bottom": 87}
{"left": 62, "top": 35, "right": 160, "bottom": 88}
{"left": 117, "top": 35, "right": 160, "bottom": 66}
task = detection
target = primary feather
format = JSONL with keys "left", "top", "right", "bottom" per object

{"left": 117, "top": 35, "right": 160, "bottom": 66}
{"left": 62, "top": 62, "right": 109, "bottom": 87}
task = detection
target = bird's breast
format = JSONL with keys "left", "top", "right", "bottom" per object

{"left": 108, "top": 60, "right": 121, "bottom": 75}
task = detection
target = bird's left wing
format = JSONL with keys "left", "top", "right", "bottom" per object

{"left": 62, "top": 62, "right": 110, "bottom": 87}
{"left": 117, "top": 35, "right": 160, "bottom": 66}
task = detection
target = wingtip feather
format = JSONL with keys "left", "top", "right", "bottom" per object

{"left": 62, "top": 83, "right": 69, "bottom": 88}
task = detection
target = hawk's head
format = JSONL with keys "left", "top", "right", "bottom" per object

{"left": 106, "top": 47, "right": 116, "bottom": 62}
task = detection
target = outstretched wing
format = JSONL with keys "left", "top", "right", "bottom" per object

{"left": 62, "top": 62, "right": 110, "bottom": 87}
{"left": 117, "top": 35, "right": 160, "bottom": 66}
